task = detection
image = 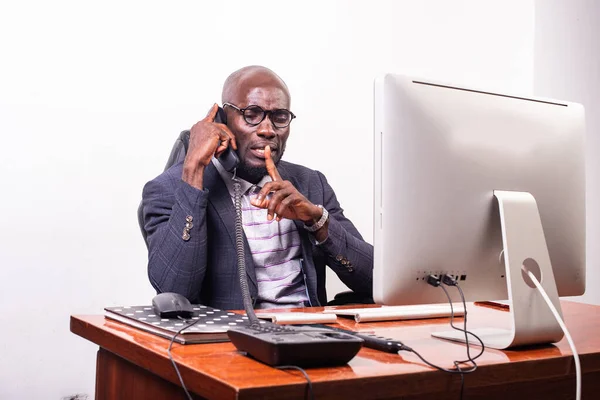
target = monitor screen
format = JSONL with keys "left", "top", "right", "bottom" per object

{"left": 373, "top": 74, "right": 586, "bottom": 307}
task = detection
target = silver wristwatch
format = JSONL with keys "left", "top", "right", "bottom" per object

{"left": 303, "top": 205, "right": 329, "bottom": 232}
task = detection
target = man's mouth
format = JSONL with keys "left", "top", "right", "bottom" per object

{"left": 249, "top": 146, "right": 277, "bottom": 159}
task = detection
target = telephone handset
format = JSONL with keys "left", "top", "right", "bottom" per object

{"left": 214, "top": 106, "right": 240, "bottom": 173}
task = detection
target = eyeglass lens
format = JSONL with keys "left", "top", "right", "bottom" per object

{"left": 244, "top": 106, "right": 292, "bottom": 128}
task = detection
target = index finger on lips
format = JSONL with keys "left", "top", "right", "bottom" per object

{"left": 265, "top": 145, "right": 282, "bottom": 182}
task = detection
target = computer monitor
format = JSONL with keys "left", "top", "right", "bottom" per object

{"left": 373, "top": 74, "right": 586, "bottom": 349}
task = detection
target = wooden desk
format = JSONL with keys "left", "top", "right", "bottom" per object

{"left": 71, "top": 301, "right": 600, "bottom": 400}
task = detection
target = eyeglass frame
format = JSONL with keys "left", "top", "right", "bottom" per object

{"left": 223, "top": 102, "right": 296, "bottom": 128}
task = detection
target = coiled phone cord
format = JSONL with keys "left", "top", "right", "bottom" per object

{"left": 233, "top": 175, "right": 260, "bottom": 326}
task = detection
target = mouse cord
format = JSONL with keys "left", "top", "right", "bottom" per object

{"left": 275, "top": 365, "right": 314, "bottom": 400}
{"left": 168, "top": 316, "right": 202, "bottom": 400}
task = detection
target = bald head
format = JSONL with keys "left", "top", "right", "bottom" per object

{"left": 218, "top": 66, "right": 293, "bottom": 184}
{"left": 221, "top": 65, "right": 290, "bottom": 106}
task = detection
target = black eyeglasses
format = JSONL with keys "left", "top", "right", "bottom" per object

{"left": 223, "top": 102, "right": 296, "bottom": 128}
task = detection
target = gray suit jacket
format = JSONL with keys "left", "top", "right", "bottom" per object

{"left": 142, "top": 160, "right": 373, "bottom": 310}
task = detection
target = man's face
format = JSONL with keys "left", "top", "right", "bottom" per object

{"left": 226, "top": 85, "right": 291, "bottom": 182}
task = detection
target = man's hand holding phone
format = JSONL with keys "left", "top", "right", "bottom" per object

{"left": 182, "top": 104, "right": 237, "bottom": 190}
{"left": 251, "top": 146, "right": 329, "bottom": 240}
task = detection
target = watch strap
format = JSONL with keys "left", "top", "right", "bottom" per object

{"left": 303, "top": 205, "right": 329, "bottom": 232}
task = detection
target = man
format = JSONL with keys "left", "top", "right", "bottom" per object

{"left": 142, "top": 65, "right": 373, "bottom": 310}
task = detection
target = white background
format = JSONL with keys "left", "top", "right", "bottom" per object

{"left": 0, "top": 1, "right": 595, "bottom": 398}
{"left": 534, "top": 0, "right": 600, "bottom": 305}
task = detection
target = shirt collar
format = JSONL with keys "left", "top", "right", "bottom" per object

{"left": 211, "top": 157, "right": 272, "bottom": 197}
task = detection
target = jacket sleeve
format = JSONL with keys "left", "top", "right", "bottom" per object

{"left": 313, "top": 171, "right": 374, "bottom": 296}
{"left": 142, "top": 170, "right": 210, "bottom": 302}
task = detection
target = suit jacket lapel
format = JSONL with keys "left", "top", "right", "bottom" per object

{"left": 203, "top": 164, "right": 258, "bottom": 291}
{"left": 277, "top": 162, "right": 295, "bottom": 189}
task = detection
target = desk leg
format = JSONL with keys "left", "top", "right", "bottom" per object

{"left": 95, "top": 348, "right": 205, "bottom": 400}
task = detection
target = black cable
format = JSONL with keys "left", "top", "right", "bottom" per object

{"left": 405, "top": 348, "right": 469, "bottom": 398}
{"left": 167, "top": 316, "right": 203, "bottom": 400}
{"left": 454, "top": 283, "right": 474, "bottom": 400}
{"left": 439, "top": 275, "right": 488, "bottom": 400}
{"left": 455, "top": 283, "right": 485, "bottom": 362}
{"left": 424, "top": 275, "right": 485, "bottom": 399}
{"left": 408, "top": 347, "right": 473, "bottom": 374}
{"left": 437, "top": 283, "right": 471, "bottom": 399}
{"left": 441, "top": 276, "right": 485, "bottom": 360}
{"left": 275, "top": 365, "right": 314, "bottom": 400}
{"left": 438, "top": 283, "right": 485, "bottom": 364}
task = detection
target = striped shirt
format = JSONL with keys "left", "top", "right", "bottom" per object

{"left": 212, "top": 159, "right": 309, "bottom": 309}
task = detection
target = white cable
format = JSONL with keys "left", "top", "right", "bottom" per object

{"left": 526, "top": 269, "right": 581, "bottom": 400}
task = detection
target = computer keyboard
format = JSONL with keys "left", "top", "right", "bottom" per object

{"left": 227, "top": 320, "right": 363, "bottom": 367}
{"left": 324, "top": 303, "right": 466, "bottom": 322}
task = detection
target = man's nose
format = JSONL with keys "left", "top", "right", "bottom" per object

{"left": 256, "top": 116, "right": 276, "bottom": 138}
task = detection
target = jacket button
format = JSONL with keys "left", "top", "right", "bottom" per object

{"left": 336, "top": 255, "right": 343, "bottom": 261}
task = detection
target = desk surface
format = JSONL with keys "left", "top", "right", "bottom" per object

{"left": 71, "top": 301, "right": 600, "bottom": 400}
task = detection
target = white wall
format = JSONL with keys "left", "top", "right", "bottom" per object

{"left": 534, "top": 0, "right": 600, "bottom": 305}
{"left": 0, "top": 1, "right": 534, "bottom": 398}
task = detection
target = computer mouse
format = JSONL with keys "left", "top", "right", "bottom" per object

{"left": 152, "top": 292, "right": 194, "bottom": 319}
